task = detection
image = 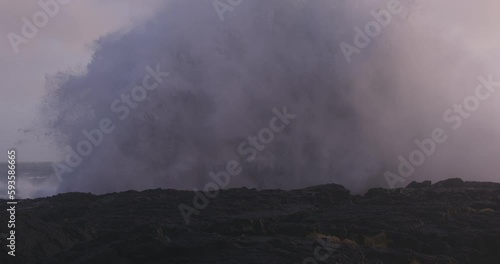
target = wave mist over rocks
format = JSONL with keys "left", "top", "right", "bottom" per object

{"left": 1, "top": 179, "right": 499, "bottom": 263}
{"left": 39, "top": 0, "right": 500, "bottom": 196}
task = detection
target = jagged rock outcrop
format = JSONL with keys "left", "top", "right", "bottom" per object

{"left": 1, "top": 179, "right": 499, "bottom": 263}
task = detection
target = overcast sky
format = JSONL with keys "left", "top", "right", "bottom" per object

{"left": 0, "top": 0, "right": 164, "bottom": 162}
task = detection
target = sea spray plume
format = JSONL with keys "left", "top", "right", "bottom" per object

{"left": 40, "top": 0, "right": 375, "bottom": 193}
{"left": 39, "top": 0, "right": 500, "bottom": 196}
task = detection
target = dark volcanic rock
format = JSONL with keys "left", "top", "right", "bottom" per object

{"left": 406, "top": 180, "right": 432, "bottom": 189}
{"left": 433, "top": 178, "right": 465, "bottom": 188}
{"left": 1, "top": 178, "right": 499, "bottom": 264}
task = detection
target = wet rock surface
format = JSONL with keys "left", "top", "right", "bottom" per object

{"left": 1, "top": 179, "right": 500, "bottom": 264}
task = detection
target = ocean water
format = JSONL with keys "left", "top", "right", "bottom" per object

{"left": 0, "top": 162, "right": 59, "bottom": 199}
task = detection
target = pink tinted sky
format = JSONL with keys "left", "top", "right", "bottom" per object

{"left": 0, "top": 0, "right": 165, "bottom": 161}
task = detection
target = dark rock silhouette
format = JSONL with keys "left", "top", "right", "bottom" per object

{"left": 406, "top": 180, "right": 432, "bottom": 189}
{"left": 1, "top": 178, "right": 499, "bottom": 263}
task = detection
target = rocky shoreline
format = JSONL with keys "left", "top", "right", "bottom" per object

{"left": 1, "top": 178, "right": 499, "bottom": 263}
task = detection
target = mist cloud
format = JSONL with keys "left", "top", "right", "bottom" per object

{"left": 40, "top": 0, "right": 500, "bottom": 196}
